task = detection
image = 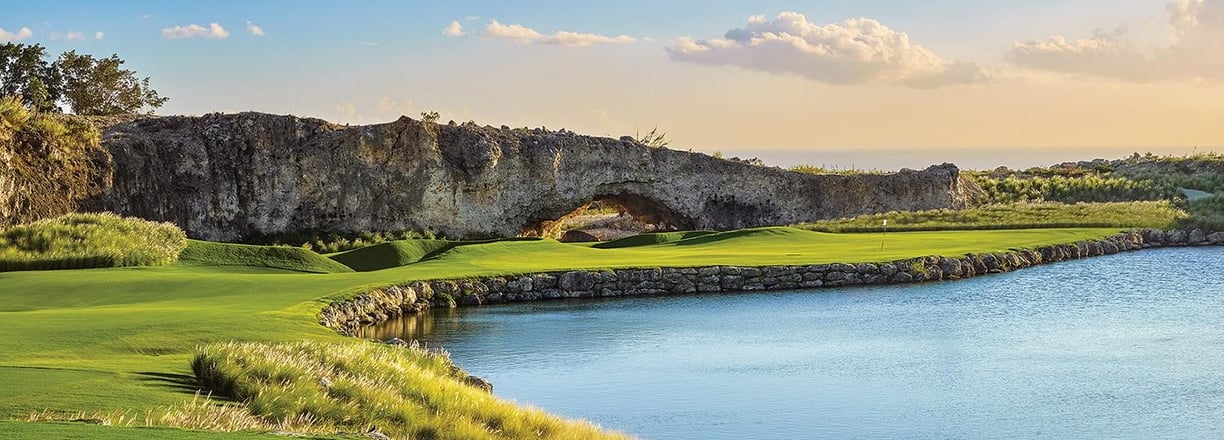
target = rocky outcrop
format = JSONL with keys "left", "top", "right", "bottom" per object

{"left": 317, "top": 230, "right": 1215, "bottom": 335}
{"left": 55, "top": 112, "right": 971, "bottom": 240}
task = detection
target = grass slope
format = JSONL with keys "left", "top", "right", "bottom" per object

{"left": 179, "top": 240, "right": 354, "bottom": 274}
{"left": 327, "top": 239, "right": 453, "bottom": 272}
{"left": 0, "top": 227, "right": 1124, "bottom": 438}
{"left": 592, "top": 231, "right": 715, "bottom": 249}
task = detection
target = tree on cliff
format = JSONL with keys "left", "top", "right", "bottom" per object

{"left": 55, "top": 51, "right": 168, "bottom": 115}
{"left": 0, "top": 43, "right": 62, "bottom": 113}
{"left": 0, "top": 43, "right": 167, "bottom": 115}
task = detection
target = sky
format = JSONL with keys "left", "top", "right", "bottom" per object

{"left": 3, "top": 0, "right": 1222, "bottom": 169}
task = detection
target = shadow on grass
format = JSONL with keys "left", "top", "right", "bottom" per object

{"left": 134, "top": 371, "right": 202, "bottom": 395}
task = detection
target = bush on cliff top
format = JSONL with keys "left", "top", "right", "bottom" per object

{"left": 192, "top": 340, "right": 628, "bottom": 440}
{"left": 0, "top": 212, "right": 187, "bottom": 272}
{"left": 796, "top": 201, "right": 1186, "bottom": 233}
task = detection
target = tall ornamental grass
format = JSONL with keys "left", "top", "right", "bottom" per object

{"left": 193, "top": 340, "right": 628, "bottom": 440}
{"left": 0, "top": 212, "right": 187, "bottom": 271}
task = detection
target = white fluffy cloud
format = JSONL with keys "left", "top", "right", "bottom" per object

{"left": 482, "top": 20, "right": 637, "bottom": 47}
{"left": 95, "top": 32, "right": 104, "bottom": 40}
{"left": 667, "top": 12, "right": 989, "bottom": 88}
{"left": 443, "top": 20, "right": 464, "bottom": 37}
{"left": 246, "top": 21, "right": 264, "bottom": 36}
{"left": 1008, "top": 0, "right": 1224, "bottom": 81}
{"left": 0, "top": 27, "right": 33, "bottom": 42}
{"left": 162, "top": 23, "right": 230, "bottom": 40}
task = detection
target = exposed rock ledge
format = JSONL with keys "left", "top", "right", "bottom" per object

{"left": 319, "top": 228, "right": 1223, "bottom": 335}
{"left": 40, "top": 112, "right": 974, "bottom": 240}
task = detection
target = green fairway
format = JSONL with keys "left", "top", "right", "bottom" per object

{"left": 0, "top": 227, "right": 1124, "bottom": 437}
{"left": 0, "top": 421, "right": 338, "bottom": 439}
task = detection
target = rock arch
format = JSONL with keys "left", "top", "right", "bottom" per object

{"left": 519, "top": 192, "right": 696, "bottom": 239}
{"left": 73, "top": 113, "right": 973, "bottom": 241}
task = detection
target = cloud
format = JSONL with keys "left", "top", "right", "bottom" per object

{"left": 483, "top": 20, "right": 637, "bottom": 47}
{"left": 1007, "top": 0, "right": 1224, "bottom": 81}
{"left": 246, "top": 21, "right": 264, "bottom": 36}
{"left": 0, "top": 27, "right": 33, "bottom": 42}
{"left": 162, "top": 23, "right": 230, "bottom": 40}
{"left": 51, "top": 31, "right": 87, "bottom": 41}
{"left": 95, "top": 32, "right": 104, "bottom": 40}
{"left": 443, "top": 20, "right": 464, "bottom": 37}
{"left": 666, "top": 12, "right": 990, "bottom": 88}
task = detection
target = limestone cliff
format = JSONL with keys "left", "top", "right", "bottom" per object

{"left": 11, "top": 112, "right": 971, "bottom": 240}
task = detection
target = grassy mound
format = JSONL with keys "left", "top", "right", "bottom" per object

{"left": 328, "top": 239, "right": 454, "bottom": 271}
{"left": 0, "top": 213, "right": 187, "bottom": 272}
{"left": 592, "top": 230, "right": 716, "bottom": 249}
{"left": 796, "top": 201, "right": 1185, "bottom": 233}
{"left": 178, "top": 241, "right": 354, "bottom": 274}
{"left": 192, "top": 340, "right": 627, "bottom": 440}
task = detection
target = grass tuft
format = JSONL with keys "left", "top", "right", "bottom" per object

{"left": 0, "top": 212, "right": 187, "bottom": 272}
{"left": 192, "top": 340, "right": 629, "bottom": 440}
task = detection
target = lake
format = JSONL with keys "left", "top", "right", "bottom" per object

{"left": 362, "top": 247, "right": 1224, "bottom": 439}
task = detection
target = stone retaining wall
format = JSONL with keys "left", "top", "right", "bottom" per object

{"left": 319, "top": 229, "right": 1224, "bottom": 335}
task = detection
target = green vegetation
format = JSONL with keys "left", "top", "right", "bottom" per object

{"left": 1, "top": 42, "right": 167, "bottom": 115}
{"left": 633, "top": 126, "right": 670, "bottom": 149}
{"left": 593, "top": 231, "right": 715, "bottom": 249}
{"left": 0, "top": 223, "right": 1146, "bottom": 438}
{"left": 0, "top": 96, "right": 109, "bottom": 227}
{"left": 192, "top": 341, "right": 626, "bottom": 439}
{"left": 328, "top": 239, "right": 453, "bottom": 272}
{"left": 178, "top": 240, "right": 354, "bottom": 274}
{"left": 969, "top": 173, "right": 1173, "bottom": 204}
{"left": 0, "top": 213, "right": 187, "bottom": 271}
{"left": 795, "top": 202, "right": 1186, "bottom": 233}
{"left": 244, "top": 229, "right": 441, "bottom": 254}
{"left": 1183, "top": 194, "right": 1224, "bottom": 231}
{"left": 0, "top": 421, "right": 322, "bottom": 440}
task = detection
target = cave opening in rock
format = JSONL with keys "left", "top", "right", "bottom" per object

{"left": 519, "top": 194, "right": 694, "bottom": 241}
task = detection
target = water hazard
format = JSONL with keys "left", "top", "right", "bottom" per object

{"left": 362, "top": 247, "right": 1224, "bottom": 439}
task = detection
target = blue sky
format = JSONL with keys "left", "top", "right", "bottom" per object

{"left": 3, "top": 0, "right": 1220, "bottom": 167}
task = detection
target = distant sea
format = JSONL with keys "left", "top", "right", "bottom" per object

{"left": 717, "top": 146, "right": 1217, "bottom": 172}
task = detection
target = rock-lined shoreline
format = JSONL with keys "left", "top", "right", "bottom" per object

{"left": 319, "top": 229, "right": 1223, "bottom": 335}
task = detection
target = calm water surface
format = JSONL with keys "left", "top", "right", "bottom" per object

{"left": 363, "top": 248, "right": 1224, "bottom": 439}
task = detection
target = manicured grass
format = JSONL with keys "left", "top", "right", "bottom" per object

{"left": 179, "top": 240, "right": 354, "bottom": 274}
{"left": 0, "top": 226, "right": 1125, "bottom": 437}
{"left": 0, "top": 421, "right": 335, "bottom": 440}
{"left": 327, "top": 239, "right": 454, "bottom": 271}
{"left": 592, "top": 231, "right": 715, "bottom": 249}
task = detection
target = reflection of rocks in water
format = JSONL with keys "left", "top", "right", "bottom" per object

{"left": 359, "top": 312, "right": 432, "bottom": 340}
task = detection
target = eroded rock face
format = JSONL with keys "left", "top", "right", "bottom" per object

{"left": 76, "top": 112, "right": 971, "bottom": 240}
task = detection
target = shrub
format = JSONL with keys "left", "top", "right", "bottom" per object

{"left": 0, "top": 212, "right": 187, "bottom": 271}
{"left": 795, "top": 201, "right": 1187, "bottom": 232}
